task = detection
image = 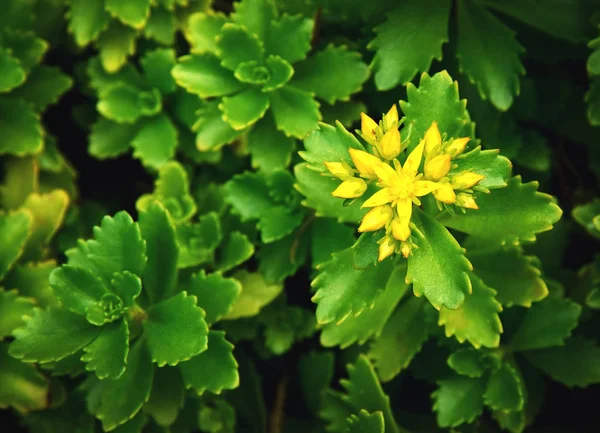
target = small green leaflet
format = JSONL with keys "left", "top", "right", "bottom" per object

{"left": 433, "top": 375, "right": 486, "bottom": 427}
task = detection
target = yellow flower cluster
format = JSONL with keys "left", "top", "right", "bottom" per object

{"left": 324, "top": 105, "right": 484, "bottom": 261}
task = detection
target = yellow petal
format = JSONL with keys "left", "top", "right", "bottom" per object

{"left": 361, "top": 112, "right": 380, "bottom": 143}
{"left": 402, "top": 139, "right": 425, "bottom": 178}
{"left": 332, "top": 177, "right": 367, "bottom": 198}
{"left": 413, "top": 180, "right": 441, "bottom": 197}
{"left": 446, "top": 137, "right": 470, "bottom": 156}
{"left": 433, "top": 183, "right": 456, "bottom": 204}
{"left": 424, "top": 121, "right": 442, "bottom": 156}
{"left": 424, "top": 154, "right": 451, "bottom": 180}
{"left": 382, "top": 104, "right": 399, "bottom": 132}
{"left": 373, "top": 161, "right": 397, "bottom": 185}
{"left": 456, "top": 192, "right": 479, "bottom": 209}
{"left": 362, "top": 188, "right": 394, "bottom": 208}
{"left": 348, "top": 148, "right": 380, "bottom": 179}
{"left": 452, "top": 171, "right": 485, "bottom": 189}
{"left": 378, "top": 237, "right": 396, "bottom": 262}
{"left": 400, "top": 242, "right": 411, "bottom": 258}
{"left": 391, "top": 218, "right": 411, "bottom": 241}
{"left": 358, "top": 205, "right": 393, "bottom": 232}
{"left": 324, "top": 161, "right": 353, "bottom": 180}
{"left": 379, "top": 128, "right": 401, "bottom": 160}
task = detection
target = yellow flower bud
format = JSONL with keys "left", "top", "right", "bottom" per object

{"left": 400, "top": 242, "right": 411, "bottom": 258}
{"left": 451, "top": 171, "right": 485, "bottom": 190}
{"left": 324, "top": 161, "right": 353, "bottom": 180}
{"left": 378, "top": 237, "right": 396, "bottom": 262}
{"left": 348, "top": 148, "right": 381, "bottom": 179}
{"left": 391, "top": 218, "right": 411, "bottom": 242}
{"left": 433, "top": 183, "right": 456, "bottom": 204}
{"left": 456, "top": 192, "right": 479, "bottom": 209}
{"left": 382, "top": 104, "right": 399, "bottom": 132}
{"left": 424, "top": 121, "right": 442, "bottom": 156}
{"left": 331, "top": 177, "right": 367, "bottom": 198}
{"left": 360, "top": 112, "right": 380, "bottom": 143}
{"left": 379, "top": 128, "right": 401, "bottom": 160}
{"left": 424, "top": 154, "right": 451, "bottom": 180}
{"left": 446, "top": 137, "right": 470, "bottom": 156}
{"left": 358, "top": 205, "right": 393, "bottom": 232}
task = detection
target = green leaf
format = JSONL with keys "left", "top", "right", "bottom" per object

{"left": 143, "top": 6, "right": 176, "bottom": 45}
{"left": 65, "top": 211, "right": 146, "bottom": 286}
{"left": 138, "top": 203, "right": 178, "bottom": 304}
{"left": 95, "top": 23, "right": 138, "bottom": 73}
{"left": 194, "top": 100, "right": 247, "bottom": 151}
{"left": 0, "top": 48, "right": 25, "bottom": 92}
{"left": 0, "top": 342, "right": 48, "bottom": 412}
{"left": 86, "top": 57, "right": 141, "bottom": 95}
{"left": 0, "top": 97, "right": 43, "bottom": 156}
{"left": 247, "top": 114, "right": 295, "bottom": 172}
{"left": 310, "top": 218, "right": 355, "bottom": 267}
{"left": 368, "top": 296, "right": 431, "bottom": 382}
{"left": 456, "top": 0, "right": 524, "bottom": 110}
{"left": 369, "top": 0, "right": 450, "bottom": 90}
{"left": 311, "top": 247, "right": 394, "bottom": 325}
{"left": 292, "top": 45, "right": 369, "bottom": 104}
{"left": 143, "top": 367, "right": 184, "bottom": 427}
{"left": 10, "top": 308, "right": 99, "bottom": 363}
{"left": 257, "top": 232, "right": 308, "bottom": 282}
{"left": 524, "top": 336, "right": 600, "bottom": 388}
{"left": 0, "top": 30, "right": 47, "bottom": 72}
{"left": 179, "top": 331, "right": 239, "bottom": 394}
{"left": 447, "top": 348, "right": 487, "bottom": 378}
{"left": 262, "top": 55, "right": 294, "bottom": 92}
{"left": 10, "top": 66, "right": 73, "bottom": 112}
{"left": 136, "top": 162, "right": 197, "bottom": 223}
{"left": 0, "top": 210, "right": 31, "bottom": 279}
{"left": 407, "top": 207, "right": 473, "bottom": 310}
{"left": 81, "top": 319, "right": 129, "bottom": 380}
{"left": 440, "top": 176, "right": 563, "bottom": 245}
{"left": 346, "top": 410, "right": 384, "bottom": 433}
{"left": 92, "top": 338, "right": 153, "bottom": 431}
{"left": 263, "top": 304, "right": 315, "bottom": 354}
{"left": 140, "top": 48, "right": 177, "bottom": 95}
{"left": 320, "top": 264, "right": 407, "bottom": 349}
{"left": 587, "top": 77, "right": 600, "bottom": 126}
{"left": 438, "top": 274, "right": 502, "bottom": 349}
{"left": 4, "top": 261, "right": 57, "bottom": 308}
{"left": 294, "top": 163, "right": 368, "bottom": 223}
{"left": 216, "top": 231, "right": 255, "bottom": 272}
{"left": 573, "top": 199, "right": 600, "bottom": 239}
{"left": 481, "top": 0, "right": 592, "bottom": 43}
{"left": 400, "top": 71, "right": 474, "bottom": 150}
{"left": 468, "top": 246, "right": 548, "bottom": 307}
{"left": 0, "top": 290, "right": 35, "bottom": 339}
{"left": 67, "top": 0, "right": 110, "bottom": 46}
{"left": 269, "top": 85, "right": 321, "bottom": 138}
{"left": 265, "top": 14, "right": 313, "bottom": 64}
{"left": 172, "top": 53, "right": 245, "bottom": 98}
{"left": 298, "top": 351, "right": 334, "bottom": 417}
{"left": 105, "top": 0, "right": 151, "bottom": 29}
{"left": 131, "top": 114, "right": 178, "bottom": 169}
{"left": 509, "top": 297, "right": 581, "bottom": 351}
{"left": 219, "top": 86, "right": 270, "bottom": 130}
{"left": 176, "top": 213, "right": 222, "bottom": 268}
{"left": 483, "top": 362, "right": 524, "bottom": 411}
{"left": 188, "top": 271, "right": 241, "bottom": 324}
{"left": 0, "top": 157, "right": 37, "bottom": 210}
{"left": 89, "top": 117, "right": 138, "bottom": 159}
{"left": 433, "top": 375, "right": 486, "bottom": 427}
{"left": 216, "top": 23, "right": 264, "bottom": 71}
{"left": 339, "top": 356, "right": 400, "bottom": 433}
{"left": 20, "top": 190, "right": 70, "bottom": 260}
{"left": 98, "top": 83, "right": 161, "bottom": 124}
{"left": 223, "top": 270, "right": 282, "bottom": 320}
{"left": 231, "top": 0, "right": 276, "bottom": 41}
{"left": 144, "top": 291, "right": 208, "bottom": 367}
{"left": 48, "top": 265, "right": 109, "bottom": 318}
{"left": 185, "top": 11, "right": 228, "bottom": 53}
{"left": 450, "top": 147, "right": 512, "bottom": 191}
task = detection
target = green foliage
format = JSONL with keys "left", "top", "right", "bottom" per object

{"left": 1, "top": 0, "right": 599, "bottom": 432}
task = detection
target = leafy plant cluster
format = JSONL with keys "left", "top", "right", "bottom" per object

{"left": 1, "top": 1, "right": 600, "bottom": 433}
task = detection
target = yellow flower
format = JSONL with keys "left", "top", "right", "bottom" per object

{"left": 382, "top": 104, "right": 399, "bottom": 132}
{"left": 379, "top": 128, "right": 401, "bottom": 160}
{"left": 456, "top": 192, "right": 479, "bottom": 209}
{"left": 348, "top": 148, "right": 381, "bottom": 180}
{"left": 424, "top": 154, "right": 451, "bottom": 180}
{"left": 433, "top": 182, "right": 456, "bottom": 204}
{"left": 358, "top": 205, "right": 393, "bottom": 232}
{"left": 451, "top": 172, "right": 485, "bottom": 190}
{"left": 378, "top": 236, "right": 395, "bottom": 262}
{"left": 424, "top": 121, "right": 442, "bottom": 156}
{"left": 446, "top": 137, "right": 470, "bottom": 156}
{"left": 331, "top": 177, "right": 367, "bottom": 198}
{"left": 324, "top": 161, "right": 353, "bottom": 180}
{"left": 360, "top": 113, "right": 380, "bottom": 143}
